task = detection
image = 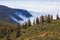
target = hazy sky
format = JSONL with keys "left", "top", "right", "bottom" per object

{"left": 0, "top": 0, "right": 60, "bottom": 2}
{"left": 0, "top": 0, "right": 60, "bottom": 12}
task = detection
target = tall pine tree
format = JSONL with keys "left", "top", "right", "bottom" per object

{"left": 16, "top": 24, "right": 22, "bottom": 38}
{"left": 56, "top": 14, "right": 59, "bottom": 19}
{"left": 51, "top": 15, "right": 53, "bottom": 21}
{"left": 27, "top": 19, "right": 31, "bottom": 26}
{"left": 33, "top": 18, "right": 35, "bottom": 25}
{"left": 45, "top": 15, "right": 47, "bottom": 22}
{"left": 40, "top": 15, "right": 45, "bottom": 24}
{"left": 24, "top": 22, "right": 28, "bottom": 29}
{"left": 47, "top": 14, "right": 51, "bottom": 23}
{"left": 36, "top": 17, "right": 40, "bottom": 24}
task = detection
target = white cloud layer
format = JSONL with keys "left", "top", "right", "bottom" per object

{"left": 0, "top": 1, "right": 60, "bottom": 12}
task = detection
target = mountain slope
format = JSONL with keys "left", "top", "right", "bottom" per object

{"left": 0, "top": 5, "right": 32, "bottom": 24}
{"left": 16, "top": 19, "right": 60, "bottom": 40}
{"left": 0, "top": 19, "right": 60, "bottom": 40}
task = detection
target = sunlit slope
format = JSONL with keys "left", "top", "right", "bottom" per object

{"left": 17, "top": 19, "right": 60, "bottom": 40}
{"left": 0, "top": 19, "right": 60, "bottom": 40}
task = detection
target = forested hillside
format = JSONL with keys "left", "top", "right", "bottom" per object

{"left": 0, "top": 14, "right": 60, "bottom": 40}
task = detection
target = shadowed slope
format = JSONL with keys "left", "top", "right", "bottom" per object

{"left": 0, "top": 5, "right": 32, "bottom": 24}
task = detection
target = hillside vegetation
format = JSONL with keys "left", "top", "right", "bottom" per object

{"left": 0, "top": 14, "right": 60, "bottom": 40}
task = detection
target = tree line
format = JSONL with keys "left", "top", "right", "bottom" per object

{"left": 23, "top": 14, "right": 60, "bottom": 27}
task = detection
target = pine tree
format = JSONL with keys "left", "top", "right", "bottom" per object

{"left": 40, "top": 15, "right": 45, "bottom": 24}
{"left": 24, "top": 22, "right": 28, "bottom": 29}
{"left": 33, "top": 19, "right": 35, "bottom": 25}
{"left": 51, "top": 15, "right": 53, "bottom": 20}
{"left": 17, "top": 24, "right": 21, "bottom": 30}
{"left": 56, "top": 14, "right": 59, "bottom": 19}
{"left": 16, "top": 30, "right": 21, "bottom": 38}
{"left": 21, "top": 23, "right": 25, "bottom": 29}
{"left": 36, "top": 17, "right": 40, "bottom": 24}
{"left": 16, "top": 24, "right": 22, "bottom": 38}
{"left": 44, "top": 15, "right": 47, "bottom": 22}
{"left": 47, "top": 14, "right": 51, "bottom": 23}
{"left": 28, "top": 19, "right": 31, "bottom": 26}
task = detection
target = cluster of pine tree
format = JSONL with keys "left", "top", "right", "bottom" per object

{"left": 19, "top": 14, "right": 60, "bottom": 30}
{"left": 33, "top": 14, "right": 60, "bottom": 25}
{"left": 32, "top": 15, "right": 53, "bottom": 25}
{"left": 0, "top": 14, "right": 60, "bottom": 40}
